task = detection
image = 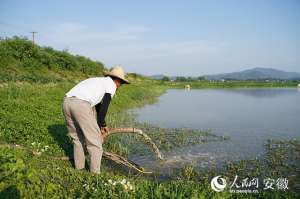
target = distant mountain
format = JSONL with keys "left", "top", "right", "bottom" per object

{"left": 205, "top": 67, "right": 300, "bottom": 80}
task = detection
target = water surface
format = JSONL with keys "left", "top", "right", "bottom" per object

{"left": 132, "top": 88, "right": 300, "bottom": 172}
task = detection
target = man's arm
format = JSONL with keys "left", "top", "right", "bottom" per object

{"left": 95, "top": 93, "right": 111, "bottom": 128}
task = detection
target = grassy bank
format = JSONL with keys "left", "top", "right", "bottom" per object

{"left": 0, "top": 79, "right": 167, "bottom": 156}
{"left": 162, "top": 80, "right": 298, "bottom": 89}
{"left": 0, "top": 37, "right": 104, "bottom": 83}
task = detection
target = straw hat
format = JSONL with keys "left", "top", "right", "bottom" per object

{"left": 104, "top": 65, "right": 130, "bottom": 84}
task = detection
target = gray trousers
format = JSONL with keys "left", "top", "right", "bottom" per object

{"left": 62, "top": 97, "right": 103, "bottom": 173}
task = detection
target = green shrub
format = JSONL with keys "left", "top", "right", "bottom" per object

{"left": 0, "top": 36, "right": 105, "bottom": 83}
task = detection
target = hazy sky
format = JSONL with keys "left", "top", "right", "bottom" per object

{"left": 1, "top": 0, "right": 299, "bottom": 76}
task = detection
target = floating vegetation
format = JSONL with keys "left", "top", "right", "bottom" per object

{"left": 166, "top": 139, "right": 300, "bottom": 195}
{"left": 145, "top": 126, "right": 229, "bottom": 150}
{"left": 112, "top": 123, "right": 229, "bottom": 158}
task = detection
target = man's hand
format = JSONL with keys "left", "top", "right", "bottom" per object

{"left": 100, "top": 126, "right": 109, "bottom": 138}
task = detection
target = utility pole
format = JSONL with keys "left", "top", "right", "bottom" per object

{"left": 30, "top": 31, "right": 37, "bottom": 45}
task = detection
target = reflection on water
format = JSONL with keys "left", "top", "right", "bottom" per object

{"left": 220, "top": 88, "right": 297, "bottom": 98}
{"left": 132, "top": 88, "right": 300, "bottom": 172}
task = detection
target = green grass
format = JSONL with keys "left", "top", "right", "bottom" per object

{"left": 0, "top": 79, "right": 166, "bottom": 156}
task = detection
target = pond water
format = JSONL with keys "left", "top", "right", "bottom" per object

{"left": 131, "top": 88, "right": 300, "bottom": 173}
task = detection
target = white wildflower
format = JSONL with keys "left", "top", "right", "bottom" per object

{"left": 121, "top": 179, "right": 127, "bottom": 185}
{"left": 129, "top": 185, "right": 133, "bottom": 190}
{"left": 83, "top": 184, "right": 90, "bottom": 191}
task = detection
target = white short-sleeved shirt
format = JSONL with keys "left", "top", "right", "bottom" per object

{"left": 66, "top": 77, "right": 116, "bottom": 107}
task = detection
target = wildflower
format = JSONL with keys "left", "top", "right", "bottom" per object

{"left": 121, "top": 179, "right": 127, "bottom": 185}
{"left": 129, "top": 184, "right": 133, "bottom": 190}
{"left": 83, "top": 183, "right": 90, "bottom": 191}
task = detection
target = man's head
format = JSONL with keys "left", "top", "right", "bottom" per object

{"left": 103, "top": 66, "right": 130, "bottom": 89}
{"left": 111, "top": 76, "right": 123, "bottom": 89}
